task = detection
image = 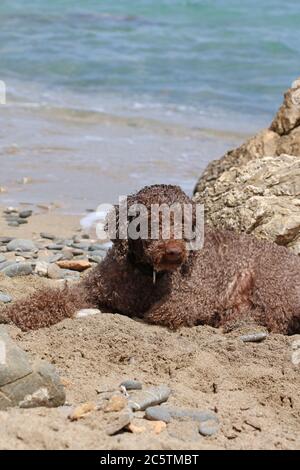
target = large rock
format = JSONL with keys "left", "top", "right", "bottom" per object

{"left": 194, "top": 78, "right": 300, "bottom": 195}
{"left": 0, "top": 326, "right": 65, "bottom": 409}
{"left": 194, "top": 154, "right": 300, "bottom": 254}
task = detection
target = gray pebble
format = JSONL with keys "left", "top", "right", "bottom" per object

{"left": 0, "top": 255, "right": 6, "bottom": 263}
{"left": 0, "top": 237, "right": 14, "bottom": 244}
{"left": 6, "top": 239, "right": 37, "bottom": 252}
{"left": 199, "top": 419, "right": 220, "bottom": 436}
{"left": 88, "top": 255, "right": 103, "bottom": 264}
{"left": 0, "top": 292, "right": 12, "bottom": 303}
{"left": 145, "top": 406, "right": 172, "bottom": 423}
{"left": 128, "top": 385, "right": 171, "bottom": 411}
{"left": 8, "top": 221, "right": 19, "bottom": 227}
{"left": 19, "top": 210, "right": 33, "bottom": 219}
{"left": 48, "top": 253, "right": 63, "bottom": 263}
{"left": 16, "top": 218, "right": 28, "bottom": 225}
{"left": 106, "top": 409, "right": 133, "bottom": 436}
{"left": 120, "top": 380, "right": 142, "bottom": 391}
{"left": 71, "top": 242, "right": 91, "bottom": 251}
{"left": 40, "top": 232, "right": 56, "bottom": 240}
{"left": 145, "top": 405, "right": 218, "bottom": 425}
{"left": 1, "top": 262, "right": 33, "bottom": 277}
{"left": 47, "top": 244, "right": 64, "bottom": 251}
{"left": 240, "top": 332, "right": 268, "bottom": 343}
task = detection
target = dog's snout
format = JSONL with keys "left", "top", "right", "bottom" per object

{"left": 165, "top": 243, "right": 184, "bottom": 260}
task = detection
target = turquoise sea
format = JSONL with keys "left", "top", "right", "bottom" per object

{"left": 0, "top": 0, "right": 299, "bottom": 211}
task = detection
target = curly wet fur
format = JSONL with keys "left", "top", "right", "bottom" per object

{"left": 2, "top": 184, "right": 300, "bottom": 333}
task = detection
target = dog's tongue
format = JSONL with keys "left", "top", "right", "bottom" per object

{"left": 153, "top": 270, "right": 156, "bottom": 285}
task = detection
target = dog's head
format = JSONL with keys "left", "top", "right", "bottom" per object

{"left": 107, "top": 185, "right": 201, "bottom": 274}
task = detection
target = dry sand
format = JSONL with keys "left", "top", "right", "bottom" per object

{"left": 0, "top": 209, "right": 300, "bottom": 450}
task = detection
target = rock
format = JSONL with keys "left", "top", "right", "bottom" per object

{"left": 106, "top": 409, "right": 133, "bottom": 436}
{"left": 0, "top": 255, "right": 6, "bottom": 263}
{"left": 61, "top": 247, "right": 74, "bottom": 260}
{"left": 145, "top": 406, "right": 172, "bottom": 423}
{"left": 47, "top": 244, "right": 64, "bottom": 251}
{"left": 40, "top": 232, "right": 56, "bottom": 240}
{"left": 128, "top": 385, "right": 171, "bottom": 411}
{"left": 19, "top": 210, "right": 32, "bottom": 219}
{"left": 16, "top": 218, "right": 28, "bottom": 225}
{"left": 71, "top": 242, "right": 91, "bottom": 251}
{"left": 240, "top": 332, "right": 268, "bottom": 343}
{"left": 4, "top": 208, "right": 18, "bottom": 215}
{"left": 199, "top": 419, "right": 220, "bottom": 436}
{"left": 104, "top": 395, "right": 127, "bottom": 412}
{"left": 68, "top": 402, "right": 96, "bottom": 421}
{"left": 0, "top": 237, "right": 13, "bottom": 244}
{"left": 8, "top": 221, "right": 19, "bottom": 227}
{"left": 6, "top": 239, "right": 37, "bottom": 252}
{"left": 1, "top": 262, "right": 33, "bottom": 277}
{"left": 62, "top": 270, "right": 81, "bottom": 281}
{"left": 48, "top": 253, "right": 63, "bottom": 263}
{"left": 194, "top": 79, "right": 300, "bottom": 254}
{"left": 194, "top": 77, "right": 300, "bottom": 218}
{"left": 120, "top": 380, "right": 142, "bottom": 391}
{"left": 56, "top": 259, "right": 91, "bottom": 272}
{"left": 47, "top": 263, "right": 64, "bottom": 280}
{"left": 0, "top": 293, "right": 12, "bottom": 303}
{"left": 0, "top": 329, "right": 65, "bottom": 410}
{"left": 34, "top": 261, "right": 49, "bottom": 277}
{"left": 0, "top": 327, "right": 32, "bottom": 389}
{"left": 145, "top": 405, "right": 218, "bottom": 425}
{"left": 194, "top": 155, "right": 300, "bottom": 254}
{"left": 75, "top": 309, "right": 101, "bottom": 318}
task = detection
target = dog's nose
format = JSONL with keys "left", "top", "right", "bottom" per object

{"left": 165, "top": 244, "right": 183, "bottom": 261}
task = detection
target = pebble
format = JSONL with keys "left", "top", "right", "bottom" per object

{"left": 71, "top": 242, "right": 91, "bottom": 251}
{"left": 6, "top": 239, "right": 37, "bottom": 252}
{"left": 240, "top": 332, "right": 268, "bottom": 343}
{"left": 19, "top": 210, "right": 33, "bottom": 219}
{"left": 34, "top": 261, "right": 49, "bottom": 277}
{"left": 1, "top": 262, "right": 33, "bottom": 277}
{"left": 47, "top": 244, "right": 64, "bottom": 251}
{"left": 48, "top": 253, "right": 63, "bottom": 263}
{"left": 145, "top": 405, "right": 219, "bottom": 425}
{"left": 0, "top": 237, "right": 13, "bottom": 244}
{"left": 199, "top": 419, "right": 220, "bottom": 436}
{"left": 106, "top": 409, "right": 133, "bottom": 436}
{"left": 16, "top": 219, "right": 28, "bottom": 225}
{"left": 8, "top": 221, "right": 19, "bottom": 227}
{"left": 75, "top": 309, "right": 101, "bottom": 318}
{"left": 61, "top": 247, "right": 74, "bottom": 260}
{"left": 0, "top": 255, "right": 6, "bottom": 263}
{"left": 88, "top": 255, "right": 103, "bottom": 264}
{"left": 47, "top": 264, "right": 64, "bottom": 280}
{"left": 128, "top": 385, "right": 171, "bottom": 411}
{"left": 120, "top": 380, "right": 142, "bottom": 391}
{"left": 0, "top": 292, "right": 12, "bottom": 303}
{"left": 104, "top": 395, "right": 127, "bottom": 413}
{"left": 56, "top": 259, "right": 91, "bottom": 272}
{"left": 40, "top": 232, "right": 56, "bottom": 240}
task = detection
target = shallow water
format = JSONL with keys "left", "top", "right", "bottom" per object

{"left": 0, "top": 0, "right": 299, "bottom": 212}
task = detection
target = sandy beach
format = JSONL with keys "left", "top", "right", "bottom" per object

{"left": 1, "top": 211, "right": 300, "bottom": 450}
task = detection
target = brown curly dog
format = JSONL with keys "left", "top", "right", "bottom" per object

{"left": 2, "top": 185, "right": 300, "bottom": 334}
